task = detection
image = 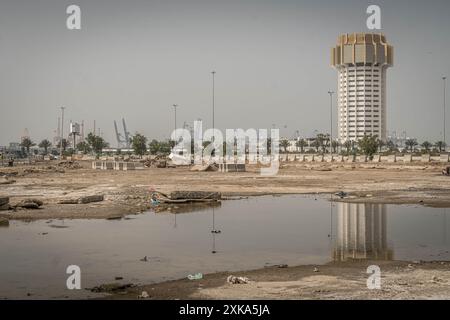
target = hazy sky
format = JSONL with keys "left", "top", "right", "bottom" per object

{"left": 1, "top": 0, "right": 449, "bottom": 146}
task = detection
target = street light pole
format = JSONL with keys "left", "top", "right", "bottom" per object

{"left": 171, "top": 104, "right": 178, "bottom": 142}
{"left": 328, "top": 91, "right": 334, "bottom": 155}
{"left": 211, "top": 71, "right": 216, "bottom": 142}
{"left": 60, "top": 106, "right": 65, "bottom": 158}
{"left": 444, "top": 76, "right": 447, "bottom": 151}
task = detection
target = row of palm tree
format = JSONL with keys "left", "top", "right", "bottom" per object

{"left": 278, "top": 135, "right": 447, "bottom": 154}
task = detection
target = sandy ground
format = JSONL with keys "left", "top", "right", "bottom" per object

{"left": 1, "top": 160, "right": 450, "bottom": 220}
{"left": 106, "top": 261, "right": 450, "bottom": 300}
{"left": 2, "top": 160, "right": 450, "bottom": 300}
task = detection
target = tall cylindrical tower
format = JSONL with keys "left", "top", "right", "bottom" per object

{"left": 331, "top": 33, "right": 393, "bottom": 143}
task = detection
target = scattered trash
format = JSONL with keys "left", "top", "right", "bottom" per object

{"left": 0, "top": 217, "right": 10, "bottom": 227}
{"left": 106, "top": 214, "right": 122, "bottom": 220}
{"left": 431, "top": 275, "right": 444, "bottom": 283}
{"left": 277, "top": 264, "right": 288, "bottom": 268}
{"left": 313, "top": 267, "right": 319, "bottom": 273}
{"left": 140, "top": 256, "right": 148, "bottom": 262}
{"left": 227, "top": 275, "right": 249, "bottom": 284}
{"left": 138, "top": 291, "right": 150, "bottom": 299}
{"left": 150, "top": 192, "right": 160, "bottom": 206}
{"left": 335, "top": 191, "right": 348, "bottom": 199}
{"left": 188, "top": 273, "right": 203, "bottom": 280}
{"left": 0, "top": 197, "right": 10, "bottom": 211}
{"left": 78, "top": 195, "right": 104, "bottom": 204}
{"left": 15, "top": 199, "right": 43, "bottom": 209}
{"left": 88, "top": 283, "right": 134, "bottom": 293}
{"left": 190, "top": 164, "right": 218, "bottom": 172}
{"left": 115, "top": 276, "right": 124, "bottom": 281}
{"left": 0, "top": 177, "right": 15, "bottom": 185}
{"left": 211, "top": 230, "right": 221, "bottom": 234}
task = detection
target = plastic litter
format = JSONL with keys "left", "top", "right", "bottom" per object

{"left": 227, "top": 275, "right": 249, "bottom": 284}
{"left": 187, "top": 273, "right": 203, "bottom": 280}
{"left": 138, "top": 291, "right": 149, "bottom": 299}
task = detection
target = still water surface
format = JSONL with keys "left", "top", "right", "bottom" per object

{"left": 0, "top": 195, "right": 449, "bottom": 299}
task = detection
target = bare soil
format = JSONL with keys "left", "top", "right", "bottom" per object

{"left": 1, "top": 160, "right": 450, "bottom": 220}
{"left": 106, "top": 260, "right": 450, "bottom": 300}
{"left": 2, "top": 160, "right": 450, "bottom": 300}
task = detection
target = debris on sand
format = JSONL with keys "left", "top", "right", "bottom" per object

{"left": 0, "top": 197, "right": 10, "bottom": 211}
{"left": 190, "top": 164, "right": 218, "bottom": 172}
{"left": 59, "top": 195, "right": 105, "bottom": 204}
{"left": 88, "top": 283, "right": 135, "bottom": 293}
{"left": 0, "top": 217, "right": 9, "bottom": 227}
{"left": 0, "top": 177, "right": 15, "bottom": 185}
{"left": 188, "top": 273, "right": 203, "bottom": 280}
{"left": 313, "top": 267, "right": 319, "bottom": 273}
{"left": 58, "top": 199, "right": 79, "bottom": 204}
{"left": 335, "top": 191, "right": 348, "bottom": 199}
{"left": 57, "top": 161, "right": 82, "bottom": 169}
{"left": 106, "top": 214, "right": 122, "bottom": 220}
{"left": 79, "top": 195, "right": 104, "bottom": 204}
{"left": 170, "top": 191, "right": 221, "bottom": 201}
{"left": 138, "top": 291, "right": 150, "bottom": 299}
{"left": 15, "top": 199, "right": 43, "bottom": 209}
{"left": 227, "top": 275, "right": 249, "bottom": 284}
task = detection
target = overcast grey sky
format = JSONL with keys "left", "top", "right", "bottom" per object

{"left": 1, "top": 0, "right": 449, "bottom": 146}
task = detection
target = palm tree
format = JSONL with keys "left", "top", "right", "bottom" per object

{"left": 315, "top": 133, "right": 327, "bottom": 153}
{"left": 38, "top": 139, "right": 52, "bottom": 154}
{"left": 331, "top": 140, "right": 340, "bottom": 153}
{"left": 421, "top": 141, "right": 431, "bottom": 153}
{"left": 280, "top": 139, "right": 290, "bottom": 153}
{"left": 386, "top": 140, "right": 396, "bottom": 152}
{"left": 20, "top": 138, "right": 35, "bottom": 155}
{"left": 435, "top": 141, "right": 447, "bottom": 153}
{"left": 405, "top": 139, "right": 418, "bottom": 153}
{"left": 377, "top": 139, "right": 385, "bottom": 153}
{"left": 57, "top": 139, "right": 68, "bottom": 153}
{"left": 296, "top": 139, "right": 307, "bottom": 153}
{"left": 343, "top": 140, "right": 352, "bottom": 154}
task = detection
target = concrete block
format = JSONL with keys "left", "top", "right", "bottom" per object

{"left": 403, "top": 154, "right": 412, "bottom": 163}
{"left": 421, "top": 154, "right": 431, "bottom": 162}
{"left": 358, "top": 155, "right": 367, "bottom": 162}
{"left": 372, "top": 155, "right": 381, "bottom": 162}
{"left": 387, "top": 155, "right": 396, "bottom": 163}
{"left": 123, "top": 162, "right": 135, "bottom": 170}
{"left": 440, "top": 154, "right": 450, "bottom": 163}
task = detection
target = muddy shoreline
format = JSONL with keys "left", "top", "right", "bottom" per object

{"left": 104, "top": 260, "right": 450, "bottom": 300}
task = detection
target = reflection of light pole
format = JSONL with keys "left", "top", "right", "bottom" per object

{"left": 173, "top": 212, "right": 177, "bottom": 229}
{"left": 328, "top": 91, "right": 334, "bottom": 155}
{"left": 443, "top": 77, "right": 447, "bottom": 150}
{"left": 60, "top": 107, "right": 65, "bottom": 158}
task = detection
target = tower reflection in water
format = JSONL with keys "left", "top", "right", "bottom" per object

{"left": 334, "top": 202, "right": 393, "bottom": 262}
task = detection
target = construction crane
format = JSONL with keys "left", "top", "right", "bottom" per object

{"left": 114, "top": 118, "right": 131, "bottom": 148}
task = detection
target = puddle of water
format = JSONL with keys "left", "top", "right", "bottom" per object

{"left": 0, "top": 195, "right": 449, "bottom": 299}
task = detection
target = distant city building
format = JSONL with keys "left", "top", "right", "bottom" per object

{"left": 331, "top": 33, "right": 393, "bottom": 143}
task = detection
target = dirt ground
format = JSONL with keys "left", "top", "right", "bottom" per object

{"left": 1, "top": 160, "right": 450, "bottom": 300}
{"left": 1, "top": 160, "right": 450, "bottom": 220}
{"left": 105, "top": 260, "right": 450, "bottom": 300}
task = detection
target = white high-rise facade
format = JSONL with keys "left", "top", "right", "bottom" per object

{"left": 331, "top": 33, "right": 393, "bottom": 143}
